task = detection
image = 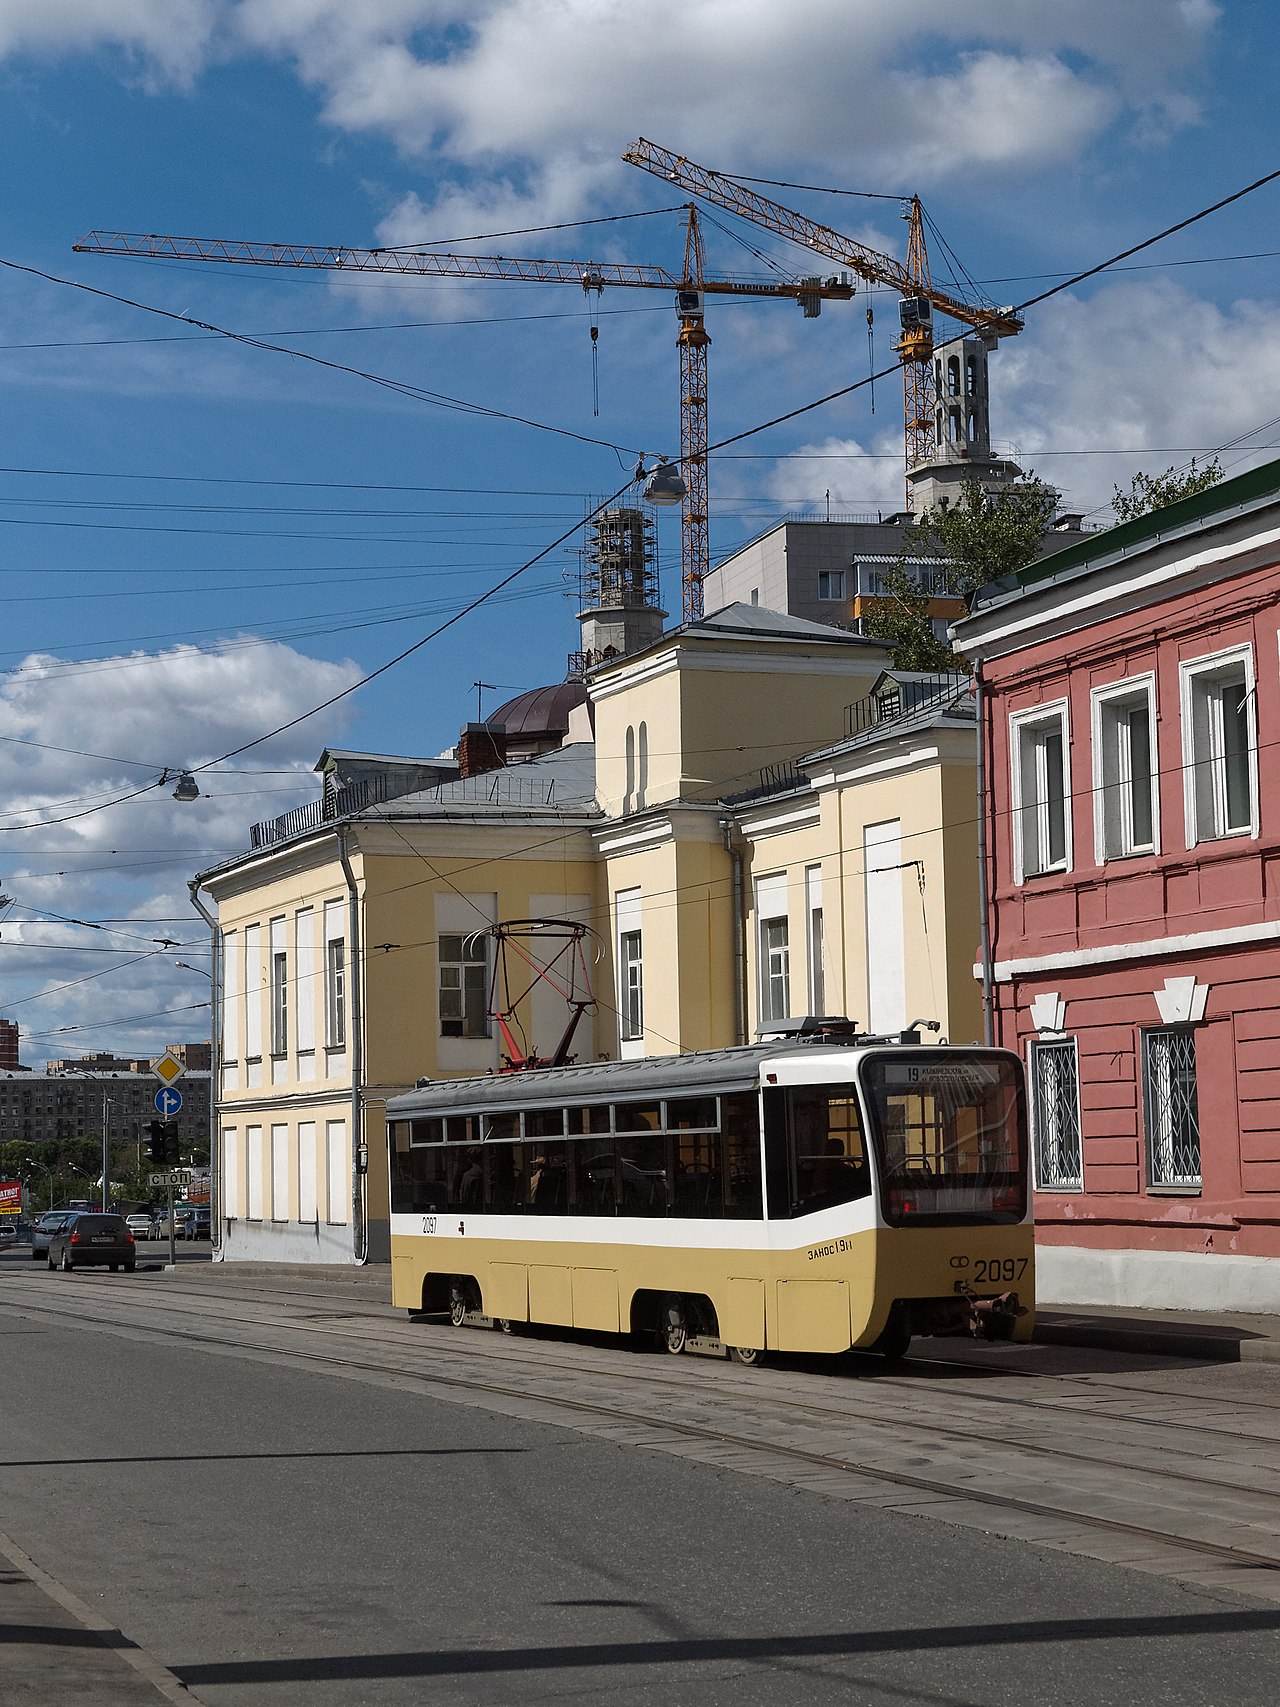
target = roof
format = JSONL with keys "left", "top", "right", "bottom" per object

{"left": 964, "top": 455, "right": 1280, "bottom": 618}
{"left": 681, "top": 601, "right": 889, "bottom": 647}
{"left": 377, "top": 741, "right": 599, "bottom": 817}
{"left": 489, "top": 679, "right": 588, "bottom": 737}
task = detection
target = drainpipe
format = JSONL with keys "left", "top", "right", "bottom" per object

{"left": 336, "top": 824, "right": 368, "bottom": 1263}
{"left": 974, "top": 662, "right": 995, "bottom": 1047}
{"left": 187, "top": 878, "right": 223, "bottom": 1258}
{"left": 721, "top": 819, "right": 746, "bottom": 1047}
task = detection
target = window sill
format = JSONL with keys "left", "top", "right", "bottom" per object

{"left": 1146, "top": 1183, "right": 1202, "bottom": 1197}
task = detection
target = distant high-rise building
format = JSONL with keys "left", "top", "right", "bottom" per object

{"left": 0, "top": 1018, "right": 21, "bottom": 1071}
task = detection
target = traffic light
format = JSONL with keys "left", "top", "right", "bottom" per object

{"left": 148, "top": 1121, "right": 181, "bottom": 1165}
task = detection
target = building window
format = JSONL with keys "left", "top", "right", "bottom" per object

{"left": 1011, "top": 704, "right": 1071, "bottom": 881}
{"left": 1030, "top": 1039, "right": 1082, "bottom": 1191}
{"left": 324, "top": 897, "right": 346, "bottom": 1050}
{"left": 817, "top": 569, "right": 845, "bottom": 601}
{"left": 1094, "top": 680, "right": 1156, "bottom": 861}
{"left": 244, "top": 924, "right": 262, "bottom": 1061}
{"left": 619, "top": 930, "right": 644, "bottom": 1040}
{"left": 1181, "top": 650, "right": 1255, "bottom": 846}
{"left": 805, "top": 865, "right": 825, "bottom": 1015}
{"left": 1144, "top": 1027, "right": 1201, "bottom": 1190}
{"left": 760, "top": 917, "right": 790, "bottom": 1023}
{"left": 439, "top": 935, "right": 489, "bottom": 1038}
{"left": 270, "top": 950, "right": 288, "bottom": 1056}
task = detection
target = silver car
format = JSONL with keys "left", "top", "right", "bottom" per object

{"left": 30, "top": 1210, "right": 78, "bottom": 1260}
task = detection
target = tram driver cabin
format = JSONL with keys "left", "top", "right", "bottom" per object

{"left": 386, "top": 1031, "right": 1032, "bottom": 1364}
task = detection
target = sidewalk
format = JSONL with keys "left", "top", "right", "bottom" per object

{"left": 0, "top": 1538, "right": 184, "bottom": 1705}
{"left": 1033, "top": 1302, "right": 1280, "bottom": 1363}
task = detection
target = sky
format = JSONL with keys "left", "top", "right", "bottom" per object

{"left": 1, "top": 0, "right": 1279, "bottom": 1067}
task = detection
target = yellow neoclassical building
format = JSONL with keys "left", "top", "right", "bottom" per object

{"left": 192, "top": 605, "right": 983, "bottom": 1264}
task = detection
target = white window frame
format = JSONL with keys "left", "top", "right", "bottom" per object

{"left": 222, "top": 1126, "right": 239, "bottom": 1220}
{"left": 754, "top": 873, "right": 791, "bottom": 1025}
{"left": 619, "top": 930, "right": 644, "bottom": 1041}
{"left": 805, "top": 865, "right": 825, "bottom": 1016}
{"left": 1027, "top": 1036, "right": 1083, "bottom": 1192}
{"left": 294, "top": 908, "right": 317, "bottom": 1057}
{"left": 246, "top": 1124, "right": 263, "bottom": 1220}
{"left": 1179, "top": 645, "right": 1257, "bottom": 849}
{"left": 1091, "top": 674, "right": 1159, "bottom": 865}
{"left": 817, "top": 569, "right": 845, "bottom": 601}
{"left": 438, "top": 933, "right": 490, "bottom": 1039}
{"left": 324, "top": 899, "right": 346, "bottom": 1050}
{"left": 1009, "top": 700, "right": 1072, "bottom": 884}
{"left": 269, "top": 917, "right": 288, "bottom": 1058}
{"left": 614, "top": 888, "right": 644, "bottom": 1054}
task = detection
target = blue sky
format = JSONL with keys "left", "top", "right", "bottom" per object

{"left": 1, "top": 0, "right": 1278, "bottom": 1064}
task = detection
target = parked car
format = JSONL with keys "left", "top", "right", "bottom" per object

{"left": 31, "top": 1210, "right": 78, "bottom": 1260}
{"left": 46, "top": 1213, "right": 136, "bottom": 1273}
{"left": 0, "top": 1220, "right": 19, "bottom": 1247}
{"left": 125, "top": 1212, "right": 157, "bottom": 1241}
{"left": 184, "top": 1207, "right": 211, "bottom": 1241}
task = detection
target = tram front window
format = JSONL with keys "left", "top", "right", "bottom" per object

{"left": 860, "top": 1053, "right": 1026, "bottom": 1225}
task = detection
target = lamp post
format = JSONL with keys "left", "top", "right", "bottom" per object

{"left": 24, "top": 1157, "right": 54, "bottom": 1213}
{"left": 100, "top": 1094, "right": 113, "bottom": 1212}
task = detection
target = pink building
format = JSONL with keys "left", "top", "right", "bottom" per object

{"left": 954, "top": 460, "right": 1280, "bottom": 1312}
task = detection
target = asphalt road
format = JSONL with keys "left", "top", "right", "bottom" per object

{"left": 1, "top": 1260, "right": 1278, "bottom": 1706}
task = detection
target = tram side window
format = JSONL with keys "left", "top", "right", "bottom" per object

{"left": 391, "top": 1137, "right": 453, "bottom": 1213}
{"left": 761, "top": 1085, "right": 870, "bottom": 1218}
{"left": 722, "top": 1092, "right": 763, "bottom": 1218}
{"left": 526, "top": 1141, "right": 572, "bottom": 1213}
{"left": 619, "top": 1131, "right": 668, "bottom": 1215}
{"left": 673, "top": 1128, "right": 721, "bottom": 1216}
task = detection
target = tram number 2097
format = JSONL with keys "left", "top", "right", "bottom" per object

{"left": 421, "top": 1216, "right": 437, "bottom": 1236}
{"left": 973, "top": 1256, "right": 1028, "bottom": 1284}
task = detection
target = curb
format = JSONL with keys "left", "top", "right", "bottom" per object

{"left": 1033, "top": 1319, "right": 1280, "bottom": 1364}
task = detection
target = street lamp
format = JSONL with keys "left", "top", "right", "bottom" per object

{"left": 24, "top": 1157, "right": 54, "bottom": 1213}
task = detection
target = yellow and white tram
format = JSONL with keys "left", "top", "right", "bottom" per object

{"left": 386, "top": 1030, "right": 1033, "bottom": 1363}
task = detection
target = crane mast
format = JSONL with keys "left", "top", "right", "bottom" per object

{"left": 75, "top": 217, "right": 852, "bottom": 625}
{"left": 621, "top": 138, "right": 1022, "bottom": 485}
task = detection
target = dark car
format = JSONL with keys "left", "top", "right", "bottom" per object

{"left": 46, "top": 1213, "right": 136, "bottom": 1273}
{"left": 31, "top": 1210, "right": 78, "bottom": 1260}
{"left": 185, "top": 1207, "right": 211, "bottom": 1241}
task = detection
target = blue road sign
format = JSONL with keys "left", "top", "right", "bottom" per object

{"left": 154, "top": 1086, "right": 183, "bottom": 1118}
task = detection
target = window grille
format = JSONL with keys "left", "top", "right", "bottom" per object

{"left": 1030, "top": 1038, "right": 1082, "bottom": 1190}
{"left": 1144, "top": 1027, "right": 1201, "bottom": 1188}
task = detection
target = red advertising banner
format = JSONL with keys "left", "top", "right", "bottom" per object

{"left": 0, "top": 1180, "right": 22, "bottom": 1216}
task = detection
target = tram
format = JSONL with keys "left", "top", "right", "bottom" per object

{"left": 386, "top": 1025, "right": 1032, "bottom": 1363}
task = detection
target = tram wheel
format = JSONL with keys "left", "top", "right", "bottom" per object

{"left": 662, "top": 1294, "right": 688, "bottom": 1355}
{"left": 728, "top": 1345, "right": 765, "bottom": 1368}
{"left": 448, "top": 1284, "right": 469, "bottom": 1328}
{"left": 871, "top": 1307, "right": 912, "bottom": 1362}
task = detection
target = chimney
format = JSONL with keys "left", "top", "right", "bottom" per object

{"left": 455, "top": 722, "right": 508, "bottom": 779}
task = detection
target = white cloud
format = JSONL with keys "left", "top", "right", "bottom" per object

{"left": 0, "top": 0, "right": 218, "bottom": 82}
{"left": 0, "top": 637, "right": 360, "bottom": 1065}
{"left": 992, "top": 277, "right": 1280, "bottom": 515}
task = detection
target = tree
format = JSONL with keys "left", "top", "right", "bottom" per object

{"left": 1112, "top": 457, "right": 1223, "bottom": 523}
{"left": 862, "top": 476, "right": 1058, "bottom": 670}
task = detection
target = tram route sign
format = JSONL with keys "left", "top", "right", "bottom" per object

{"left": 148, "top": 1169, "right": 194, "bottom": 1188}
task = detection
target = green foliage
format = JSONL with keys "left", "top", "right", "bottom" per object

{"left": 1111, "top": 457, "right": 1223, "bottom": 523}
{"left": 862, "top": 475, "right": 1058, "bottom": 670}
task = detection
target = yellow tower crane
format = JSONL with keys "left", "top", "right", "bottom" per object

{"left": 622, "top": 139, "right": 1023, "bottom": 487}
{"left": 74, "top": 209, "right": 854, "bottom": 623}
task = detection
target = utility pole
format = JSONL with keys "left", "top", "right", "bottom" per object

{"left": 100, "top": 1095, "right": 112, "bottom": 1213}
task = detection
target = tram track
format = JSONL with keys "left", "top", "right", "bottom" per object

{"left": 17, "top": 1267, "right": 1280, "bottom": 1498}
{"left": 5, "top": 1273, "right": 1280, "bottom": 1598}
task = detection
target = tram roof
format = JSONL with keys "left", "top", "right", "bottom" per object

{"left": 386, "top": 1037, "right": 925, "bottom": 1119}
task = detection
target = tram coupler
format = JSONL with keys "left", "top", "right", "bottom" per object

{"left": 953, "top": 1281, "right": 1027, "bottom": 1341}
